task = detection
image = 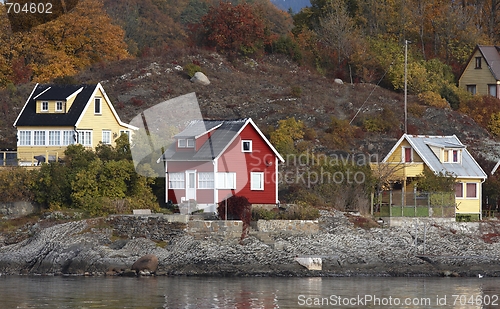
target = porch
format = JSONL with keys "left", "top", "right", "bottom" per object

{"left": 0, "top": 150, "right": 64, "bottom": 168}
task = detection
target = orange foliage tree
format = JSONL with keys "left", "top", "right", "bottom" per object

{"left": 197, "top": 1, "right": 270, "bottom": 56}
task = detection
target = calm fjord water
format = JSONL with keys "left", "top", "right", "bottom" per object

{"left": 0, "top": 276, "right": 499, "bottom": 308}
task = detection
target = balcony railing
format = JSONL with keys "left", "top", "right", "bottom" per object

{"left": 0, "top": 150, "right": 63, "bottom": 167}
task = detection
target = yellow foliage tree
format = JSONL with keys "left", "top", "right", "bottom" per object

{"left": 270, "top": 117, "right": 305, "bottom": 155}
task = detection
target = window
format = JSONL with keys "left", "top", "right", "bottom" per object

{"left": 169, "top": 173, "right": 185, "bottom": 189}
{"left": 77, "top": 130, "right": 92, "bottom": 146}
{"left": 63, "top": 131, "right": 75, "bottom": 146}
{"left": 178, "top": 139, "right": 186, "bottom": 148}
{"left": 94, "top": 98, "right": 101, "bottom": 114}
{"left": 466, "top": 183, "right": 477, "bottom": 198}
{"left": 41, "top": 101, "right": 48, "bottom": 112}
{"left": 403, "top": 147, "right": 412, "bottom": 163}
{"left": 455, "top": 183, "right": 463, "bottom": 198}
{"left": 251, "top": 172, "right": 264, "bottom": 190}
{"left": 198, "top": 172, "right": 214, "bottom": 189}
{"left": 102, "top": 130, "right": 111, "bottom": 145}
{"left": 242, "top": 140, "right": 252, "bottom": 152}
{"left": 187, "top": 139, "right": 195, "bottom": 148}
{"left": 49, "top": 131, "right": 60, "bottom": 146}
{"left": 56, "top": 101, "right": 63, "bottom": 112}
{"left": 217, "top": 172, "right": 236, "bottom": 189}
{"left": 452, "top": 150, "right": 459, "bottom": 163}
{"left": 119, "top": 130, "right": 131, "bottom": 141}
{"left": 19, "top": 131, "right": 31, "bottom": 146}
{"left": 467, "top": 85, "right": 477, "bottom": 95}
{"left": 33, "top": 131, "right": 46, "bottom": 145}
{"left": 475, "top": 57, "right": 482, "bottom": 69}
{"left": 489, "top": 85, "right": 498, "bottom": 97}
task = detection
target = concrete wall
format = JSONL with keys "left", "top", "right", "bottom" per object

{"left": 251, "top": 220, "right": 319, "bottom": 234}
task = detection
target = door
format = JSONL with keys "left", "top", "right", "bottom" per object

{"left": 186, "top": 170, "right": 196, "bottom": 200}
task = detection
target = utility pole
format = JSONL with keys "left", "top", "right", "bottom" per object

{"left": 404, "top": 40, "right": 410, "bottom": 134}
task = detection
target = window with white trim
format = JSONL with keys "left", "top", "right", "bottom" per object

{"left": 63, "top": 131, "right": 75, "bottom": 146}
{"left": 119, "top": 130, "right": 131, "bottom": 142}
{"left": 198, "top": 172, "right": 214, "bottom": 189}
{"left": 33, "top": 131, "right": 46, "bottom": 145}
{"left": 169, "top": 173, "right": 185, "bottom": 189}
{"left": 466, "top": 183, "right": 478, "bottom": 198}
{"left": 94, "top": 97, "right": 101, "bottom": 114}
{"left": 41, "top": 101, "right": 48, "bottom": 112}
{"left": 178, "top": 139, "right": 186, "bottom": 148}
{"left": 242, "top": 140, "right": 252, "bottom": 152}
{"left": 102, "top": 130, "right": 111, "bottom": 145}
{"left": 49, "top": 131, "right": 61, "bottom": 146}
{"left": 217, "top": 172, "right": 236, "bottom": 189}
{"left": 186, "top": 139, "right": 195, "bottom": 148}
{"left": 250, "top": 172, "right": 264, "bottom": 190}
{"left": 19, "top": 131, "right": 31, "bottom": 146}
{"left": 402, "top": 147, "right": 412, "bottom": 163}
{"left": 56, "top": 101, "right": 63, "bottom": 112}
{"left": 455, "top": 182, "right": 463, "bottom": 198}
{"left": 77, "top": 130, "right": 92, "bottom": 146}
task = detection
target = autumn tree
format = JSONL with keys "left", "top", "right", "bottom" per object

{"left": 197, "top": 1, "right": 270, "bottom": 56}
{"left": 0, "top": 0, "right": 129, "bottom": 84}
{"left": 270, "top": 117, "right": 305, "bottom": 155}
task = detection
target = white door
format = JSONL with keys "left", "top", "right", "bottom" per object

{"left": 186, "top": 171, "right": 196, "bottom": 200}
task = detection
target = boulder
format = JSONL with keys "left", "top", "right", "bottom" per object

{"left": 190, "top": 72, "right": 210, "bottom": 85}
{"left": 131, "top": 254, "right": 158, "bottom": 274}
{"left": 334, "top": 78, "right": 343, "bottom": 84}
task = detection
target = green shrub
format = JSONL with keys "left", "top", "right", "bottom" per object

{"left": 418, "top": 91, "right": 449, "bottom": 109}
{"left": 184, "top": 63, "right": 203, "bottom": 78}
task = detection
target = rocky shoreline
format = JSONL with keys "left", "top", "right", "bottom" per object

{"left": 1, "top": 210, "right": 500, "bottom": 277}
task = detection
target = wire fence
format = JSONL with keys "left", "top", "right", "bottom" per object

{"left": 373, "top": 191, "right": 455, "bottom": 218}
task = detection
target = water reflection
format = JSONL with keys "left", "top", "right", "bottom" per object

{"left": 0, "top": 276, "right": 498, "bottom": 308}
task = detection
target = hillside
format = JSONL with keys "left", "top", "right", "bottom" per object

{"left": 2, "top": 48, "right": 498, "bottom": 169}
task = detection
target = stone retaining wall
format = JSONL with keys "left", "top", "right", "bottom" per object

{"left": 0, "top": 201, "right": 37, "bottom": 219}
{"left": 107, "top": 216, "right": 187, "bottom": 241}
{"left": 251, "top": 220, "right": 319, "bottom": 234}
{"left": 187, "top": 220, "right": 243, "bottom": 239}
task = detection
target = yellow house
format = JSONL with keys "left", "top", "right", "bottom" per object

{"left": 378, "top": 134, "right": 487, "bottom": 219}
{"left": 13, "top": 83, "right": 138, "bottom": 165}
{"left": 458, "top": 45, "right": 500, "bottom": 98}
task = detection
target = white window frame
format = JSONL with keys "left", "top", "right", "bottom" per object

{"left": 49, "top": 131, "right": 61, "bottom": 146}
{"left": 63, "top": 131, "right": 75, "bottom": 146}
{"left": 402, "top": 146, "right": 412, "bottom": 163}
{"left": 33, "top": 130, "right": 46, "bottom": 145}
{"left": 102, "top": 130, "right": 111, "bottom": 145}
{"left": 18, "top": 130, "right": 31, "bottom": 146}
{"left": 449, "top": 149, "right": 460, "bottom": 163}
{"left": 242, "top": 140, "right": 252, "bottom": 152}
{"left": 465, "top": 182, "right": 478, "bottom": 199}
{"left": 169, "top": 173, "right": 185, "bottom": 189}
{"left": 41, "top": 101, "right": 49, "bottom": 112}
{"left": 94, "top": 97, "right": 102, "bottom": 114}
{"left": 77, "top": 130, "right": 92, "bottom": 146}
{"left": 119, "top": 130, "right": 131, "bottom": 142}
{"left": 178, "top": 139, "right": 187, "bottom": 148}
{"left": 198, "top": 172, "right": 214, "bottom": 189}
{"left": 250, "top": 172, "right": 264, "bottom": 191}
{"left": 455, "top": 182, "right": 463, "bottom": 198}
{"left": 217, "top": 172, "right": 236, "bottom": 189}
{"left": 55, "top": 101, "right": 63, "bottom": 112}
{"left": 186, "top": 138, "right": 195, "bottom": 148}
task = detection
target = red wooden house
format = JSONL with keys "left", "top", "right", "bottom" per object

{"left": 158, "top": 118, "right": 284, "bottom": 213}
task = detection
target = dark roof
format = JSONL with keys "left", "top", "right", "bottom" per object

{"left": 478, "top": 45, "right": 500, "bottom": 80}
{"left": 160, "top": 119, "right": 249, "bottom": 161}
{"left": 14, "top": 84, "right": 97, "bottom": 127}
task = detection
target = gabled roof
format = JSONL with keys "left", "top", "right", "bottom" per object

{"left": 158, "top": 118, "right": 285, "bottom": 162}
{"left": 13, "top": 83, "right": 137, "bottom": 130}
{"left": 383, "top": 134, "right": 487, "bottom": 179}
{"left": 460, "top": 45, "right": 500, "bottom": 81}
